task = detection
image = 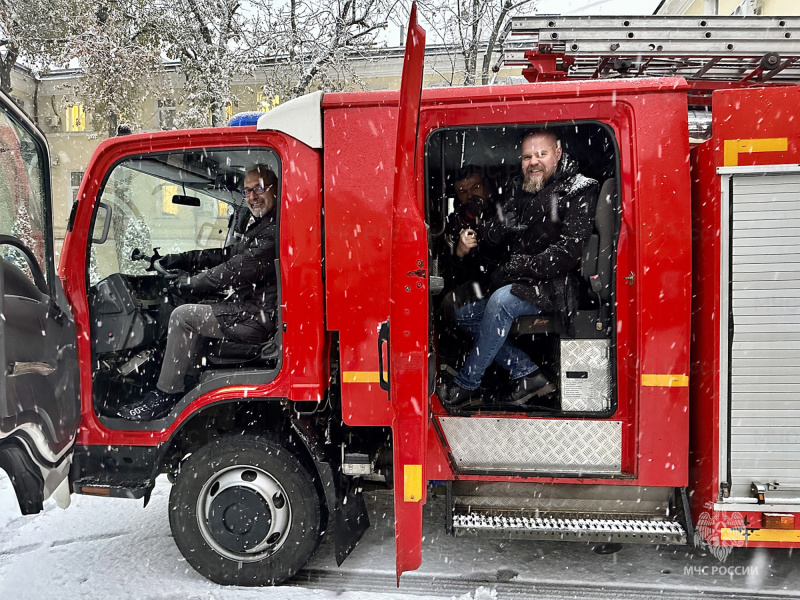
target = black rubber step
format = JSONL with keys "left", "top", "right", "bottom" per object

{"left": 72, "top": 475, "right": 152, "bottom": 499}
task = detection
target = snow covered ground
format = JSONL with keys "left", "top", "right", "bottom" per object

{"left": 2, "top": 471, "right": 799, "bottom": 599}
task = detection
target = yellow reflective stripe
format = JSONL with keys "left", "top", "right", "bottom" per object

{"left": 641, "top": 374, "right": 689, "bottom": 387}
{"left": 723, "top": 138, "right": 788, "bottom": 167}
{"left": 404, "top": 464, "right": 423, "bottom": 502}
{"left": 721, "top": 528, "right": 800, "bottom": 543}
{"left": 342, "top": 371, "right": 381, "bottom": 383}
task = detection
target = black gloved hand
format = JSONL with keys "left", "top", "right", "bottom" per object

{"left": 158, "top": 253, "right": 187, "bottom": 270}
{"left": 168, "top": 272, "right": 192, "bottom": 296}
{"left": 154, "top": 258, "right": 178, "bottom": 279}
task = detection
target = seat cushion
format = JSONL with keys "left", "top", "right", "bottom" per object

{"left": 206, "top": 339, "right": 277, "bottom": 365}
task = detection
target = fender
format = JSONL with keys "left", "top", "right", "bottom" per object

{"left": 290, "top": 415, "right": 370, "bottom": 565}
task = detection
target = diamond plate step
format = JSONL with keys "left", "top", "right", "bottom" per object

{"left": 453, "top": 513, "right": 687, "bottom": 544}
{"left": 439, "top": 416, "right": 622, "bottom": 474}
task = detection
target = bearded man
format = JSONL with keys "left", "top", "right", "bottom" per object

{"left": 440, "top": 129, "right": 599, "bottom": 410}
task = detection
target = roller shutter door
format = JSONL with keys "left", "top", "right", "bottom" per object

{"left": 728, "top": 173, "right": 800, "bottom": 499}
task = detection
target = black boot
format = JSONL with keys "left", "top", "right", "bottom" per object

{"left": 116, "top": 389, "right": 182, "bottom": 421}
{"left": 506, "top": 369, "right": 557, "bottom": 406}
{"left": 439, "top": 380, "right": 483, "bottom": 411}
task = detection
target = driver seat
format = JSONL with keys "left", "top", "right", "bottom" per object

{"left": 204, "top": 337, "right": 279, "bottom": 367}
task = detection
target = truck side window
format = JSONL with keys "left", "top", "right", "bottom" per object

{"left": 89, "top": 156, "right": 251, "bottom": 286}
{"left": 0, "top": 113, "right": 48, "bottom": 286}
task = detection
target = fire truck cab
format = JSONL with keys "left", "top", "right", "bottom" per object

{"left": 1, "top": 11, "right": 800, "bottom": 588}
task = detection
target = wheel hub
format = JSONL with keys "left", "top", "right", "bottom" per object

{"left": 208, "top": 487, "right": 272, "bottom": 552}
{"left": 197, "top": 466, "right": 292, "bottom": 562}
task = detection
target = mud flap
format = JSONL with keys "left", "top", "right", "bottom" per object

{"left": 334, "top": 473, "right": 370, "bottom": 566}
{"left": 0, "top": 442, "right": 44, "bottom": 514}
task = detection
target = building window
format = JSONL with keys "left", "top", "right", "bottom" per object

{"left": 224, "top": 102, "right": 234, "bottom": 122}
{"left": 257, "top": 92, "right": 280, "bottom": 113}
{"left": 162, "top": 184, "right": 178, "bottom": 215}
{"left": 218, "top": 200, "right": 230, "bottom": 218}
{"left": 65, "top": 104, "right": 86, "bottom": 132}
{"left": 70, "top": 171, "right": 85, "bottom": 203}
{"left": 158, "top": 99, "right": 176, "bottom": 130}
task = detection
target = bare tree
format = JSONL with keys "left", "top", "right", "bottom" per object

{"left": 162, "top": 0, "right": 271, "bottom": 127}
{"left": 258, "top": 0, "right": 399, "bottom": 100}
{"left": 0, "top": 0, "right": 165, "bottom": 133}
{"left": 0, "top": 0, "right": 74, "bottom": 94}
{"left": 0, "top": 0, "right": 20, "bottom": 93}
{"left": 419, "top": 0, "right": 535, "bottom": 86}
{"left": 61, "top": 0, "right": 166, "bottom": 134}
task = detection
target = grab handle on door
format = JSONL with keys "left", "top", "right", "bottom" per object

{"left": 378, "top": 320, "right": 390, "bottom": 395}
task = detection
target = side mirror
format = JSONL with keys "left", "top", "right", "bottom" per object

{"left": 92, "top": 202, "right": 112, "bottom": 244}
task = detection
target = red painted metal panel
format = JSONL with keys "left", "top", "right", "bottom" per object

{"left": 690, "top": 86, "right": 800, "bottom": 546}
{"left": 688, "top": 140, "right": 723, "bottom": 531}
{"left": 321, "top": 77, "right": 691, "bottom": 109}
{"left": 713, "top": 86, "right": 800, "bottom": 168}
{"left": 633, "top": 87, "right": 692, "bottom": 487}
{"left": 389, "top": 3, "right": 428, "bottom": 581}
{"left": 323, "top": 103, "right": 396, "bottom": 427}
{"left": 60, "top": 128, "right": 327, "bottom": 447}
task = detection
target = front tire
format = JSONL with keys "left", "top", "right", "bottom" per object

{"left": 169, "top": 435, "right": 322, "bottom": 586}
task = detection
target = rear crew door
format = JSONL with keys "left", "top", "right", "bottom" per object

{"left": 388, "top": 4, "right": 428, "bottom": 582}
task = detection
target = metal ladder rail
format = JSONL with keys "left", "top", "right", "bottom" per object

{"left": 497, "top": 15, "right": 800, "bottom": 84}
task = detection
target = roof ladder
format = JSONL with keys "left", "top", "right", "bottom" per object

{"left": 498, "top": 15, "right": 800, "bottom": 104}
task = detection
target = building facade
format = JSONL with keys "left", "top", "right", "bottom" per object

{"left": 7, "top": 48, "right": 522, "bottom": 254}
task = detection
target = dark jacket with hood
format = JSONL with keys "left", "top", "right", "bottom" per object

{"left": 440, "top": 194, "right": 505, "bottom": 292}
{"left": 486, "top": 152, "right": 598, "bottom": 325}
{"left": 161, "top": 210, "right": 278, "bottom": 344}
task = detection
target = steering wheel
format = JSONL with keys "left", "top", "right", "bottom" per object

{"left": 153, "top": 259, "right": 182, "bottom": 279}
{"left": 131, "top": 247, "right": 181, "bottom": 279}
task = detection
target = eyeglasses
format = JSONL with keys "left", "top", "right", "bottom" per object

{"left": 241, "top": 185, "right": 265, "bottom": 198}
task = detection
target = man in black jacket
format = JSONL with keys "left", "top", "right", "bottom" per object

{"left": 117, "top": 165, "right": 279, "bottom": 420}
{"left": 439, "top": 165, "right": 506, "bottom": 310}
{"left": 440, "top": 165, "right": 504, "bottom": 294}
{"left": 441, "top": 129, "right": 598, "bottom": 410}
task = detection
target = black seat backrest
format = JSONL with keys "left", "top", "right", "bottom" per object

{"left": 581, "top": 178, "right": 616, "bottom": 301}
{"left": 1, "top": 257, "right": 47, "bottom": 303}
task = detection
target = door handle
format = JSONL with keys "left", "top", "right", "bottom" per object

{"left": 378, "top": 320, "right": 390, "bottom": 396}
{"left": 406, "top": 269, "right": 426, "bottom": 278}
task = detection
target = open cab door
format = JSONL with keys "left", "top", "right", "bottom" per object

{"left": 388, "top": 3, "right": 428, "bottom": 583}
{"left": 0, "top": 92, "right": 80, "bottom": 513}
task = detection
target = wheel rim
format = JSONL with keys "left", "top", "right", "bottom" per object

{"left": 196, "top": 465, "right": 292, "bottom": 562}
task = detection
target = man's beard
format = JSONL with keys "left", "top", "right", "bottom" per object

{"left": 522, "top": 169, "right": 546, "bottom": 193}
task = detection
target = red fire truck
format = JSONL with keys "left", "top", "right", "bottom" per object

{"left": 2, "top": 9, "right": 800, "bottom": 587}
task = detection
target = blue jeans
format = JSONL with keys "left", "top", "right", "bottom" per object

{"left": 453, "top": 285, "right": 540, "bottom": 390}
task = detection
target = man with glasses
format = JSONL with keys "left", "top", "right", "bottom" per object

{"left": 440, "top": 129, "right": 599, "bottom": 411}
{"left": 117, "top": 165, "right": 279, "bottom": 420}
